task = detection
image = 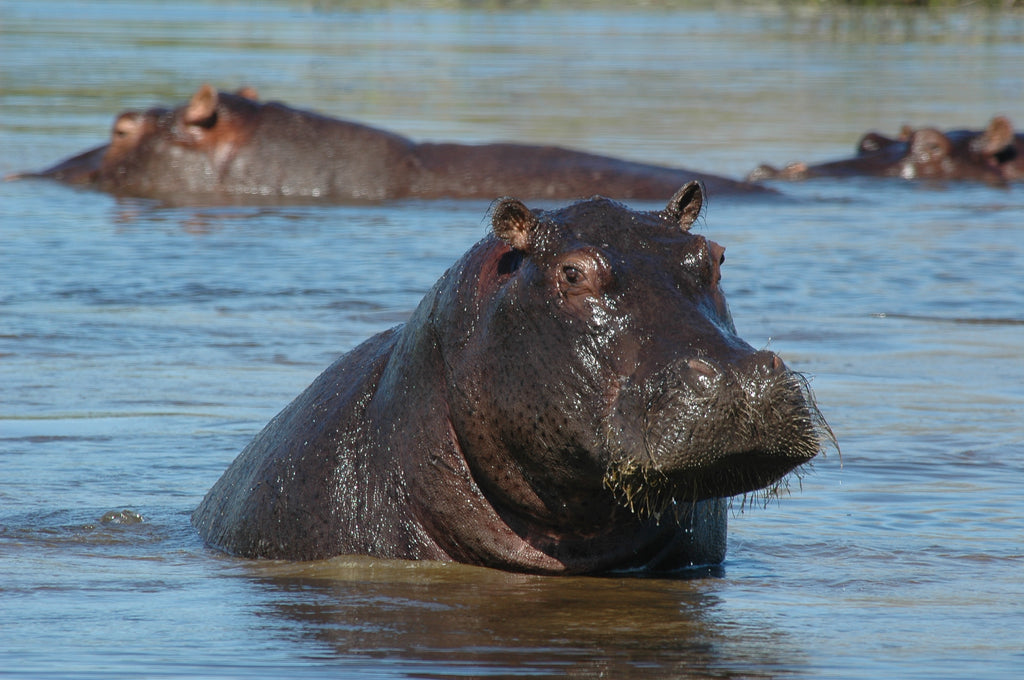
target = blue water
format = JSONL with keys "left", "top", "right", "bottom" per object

{"left": 2, "top": 2, "right": 1023, "bottom": 678}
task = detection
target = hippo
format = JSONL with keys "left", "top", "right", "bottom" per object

{"left": 191, "top": 182, "right": 832, "bottom": 575}
{"left": 8, "top": 84, "right": 767, "bottom": 204}
{"left": 748, "top": 116, "right": 1023, "bottom": 184}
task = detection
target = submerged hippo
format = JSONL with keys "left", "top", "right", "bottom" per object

{"left": 8, "top": 84, "right": 766, "bottom": 204}
{"left": 749, "top": 116, "right": 1023, "bottom": 184}
{"left": 192, "top": 182, "right": 832, "bottom": 575}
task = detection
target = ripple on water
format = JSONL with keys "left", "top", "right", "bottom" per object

{"left": 2, "top": 4, "right": 1024, "bottom": 679}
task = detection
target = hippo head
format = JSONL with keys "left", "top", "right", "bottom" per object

{"left": 884, "top": 119, "right": 1018, "bottom": 183}
{"left": 882, "top": 127, "right": 967, "bottom": 181}
{"left": 93, "top": 84, "right": 260, "bottom": 196}
{"left": 854, "top": 117, "right": 1020, "bottom": 182}
{"left": 5, "top": 85, "right": 261, "bottom": 194}
{"left": 441, "top": 182, "right": 831, "bottom": 530}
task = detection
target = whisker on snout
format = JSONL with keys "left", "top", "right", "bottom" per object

{"left": 602, "top": 363, "right": 836, "bottom": 520}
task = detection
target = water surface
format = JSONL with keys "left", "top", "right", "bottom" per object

{"left": 1, "top": 2, "right": 1023, "bottom": 678}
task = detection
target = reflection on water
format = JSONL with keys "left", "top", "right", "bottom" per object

{"left": 245, "top": 558, "right": 801, "bottom": 679}
{"left": 2, "top": 2, "right": 1024, "bottom": 679}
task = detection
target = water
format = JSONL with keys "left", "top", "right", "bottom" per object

{"left": 2, "top": 2, "right": 1023, "bottom": 678}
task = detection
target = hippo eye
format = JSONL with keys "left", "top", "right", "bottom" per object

{"left": 112, "top": 115, "right": 138, "bottom": 140}
{"left": 552, "top": 250, "right": 606, "bottom": 301}
{"left": 555, "top": 248, "right": 609, "bottom": 301}
{"left": 681, "top": 239, "right": 726, "bottom": 289}
{"left": 562, "top": 265, "right": 583, "bottom": 285}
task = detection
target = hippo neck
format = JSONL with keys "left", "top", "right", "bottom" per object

{"left": 362, "top": 261, "right": 594, "bottom": 572}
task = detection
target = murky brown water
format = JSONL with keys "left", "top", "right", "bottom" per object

{"left": 2, "top": 2, "right": 1023, "bottom": 678}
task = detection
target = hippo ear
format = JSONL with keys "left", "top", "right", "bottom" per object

{"left": 492, "top": 198, "right": 539, "bottom": 252}
{"left": 236, "top": 86, "right": 259, "bottom": 101}
{"left": 664, "top": 181, "right": 704, "bottom": 231}
{"left": 183, "top": 84, "right": 219, "bottom": 127}
{"left": 971, "top": 116, "right": 1015, "bottom": 156}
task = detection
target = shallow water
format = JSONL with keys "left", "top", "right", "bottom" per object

{"left": 2, "top": 2, "right": 1023, "bottom": 678}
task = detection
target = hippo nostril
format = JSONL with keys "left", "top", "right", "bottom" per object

{"left": 748, "top": 350, "right": 786, "bottom": 374}
{"left": 687, "top": 358, "right": 717, "bottom": 379}
{"left": 728, "top": 350, "right": 788, "bottom": 377}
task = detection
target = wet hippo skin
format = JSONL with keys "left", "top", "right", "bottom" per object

{"left": 9, "top": 84, "right": 769, "bottom": 203}
{"left": 191, "top": 182, "right": 832, "bottom": 575}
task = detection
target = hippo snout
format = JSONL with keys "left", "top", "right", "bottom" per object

{"left": 603, "top": 349, "right": 827, "bottom": 515}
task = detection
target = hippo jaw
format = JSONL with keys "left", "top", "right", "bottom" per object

{"left": 602, "top": 353, "right": 832, "bottom": 517}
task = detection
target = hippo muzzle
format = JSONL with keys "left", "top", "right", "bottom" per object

{"left": 604, "top": 349, "right": 826, "bottom": 516}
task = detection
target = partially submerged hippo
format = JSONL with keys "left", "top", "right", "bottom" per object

{"left": 192, "top": 182, "right": 832, "bottom": 575}
{"left": 749, "top": 116, "right": 1023, "bottom": 184}
{"left": 9, "top": 84, "right": 766, "bottom": 203}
